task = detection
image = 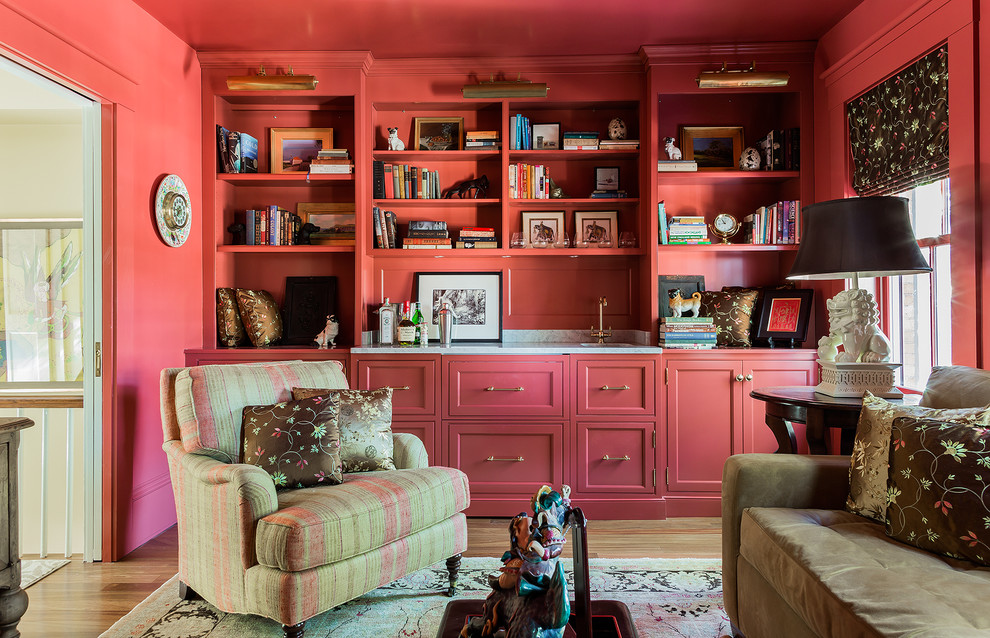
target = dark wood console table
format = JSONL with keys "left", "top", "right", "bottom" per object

{"left": 0, "top": 417, "right": 33, "bottom": 637}
{"left": 750, "top": 386, "right": 919, "bottom": 455}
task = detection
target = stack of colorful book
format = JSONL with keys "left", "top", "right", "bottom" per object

{"left": 668, "top": 216, "right": 710, "bottom": 244}
{"left": 562, "top": 132, "right": 599, "bottom": 150}
{"left": 456, "top": 226, "right": 498, "bottom": 248}
{"left": 402, "top": 220, "right": 451, "bottom": 249}
{"left": 659, "top": 317, "right": 717, "bottom": 349}
{"left": 465, "top": 130, "right": 500, "bottom": 150}
{"left": 598, "top": 138, "right": 639, "bottom": 150}
{"left": 309, "top": 148, "right": 353, "bottom": 174}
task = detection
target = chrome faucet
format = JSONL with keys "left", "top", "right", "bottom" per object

{"left": 590, "top": 296, "right": 612, "bottom": 343}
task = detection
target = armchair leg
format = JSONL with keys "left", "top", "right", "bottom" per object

{"left": 178, "top": 581, "right": 200, "bottom": 601}
{"left": 445, "top": 553, "right": 462, "bottom": 597}
{"left": 283, "top": 622, "right": 305, "bottom": 638}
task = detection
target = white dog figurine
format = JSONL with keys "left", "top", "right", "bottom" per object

{"left": 668, "top": 290, "right": 702, "bottom": 318}
{"left": 387, "top": 127, "right": 405, "bottom": 151}
{"left": 663, "top": 137, "right": 682, "bottom": 160}
{"left": 315, "top": 315, "right": 339, "bottom": 349}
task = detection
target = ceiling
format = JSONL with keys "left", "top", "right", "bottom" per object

{"left": 131, "top": 0, "right": 866, "bottom": 60}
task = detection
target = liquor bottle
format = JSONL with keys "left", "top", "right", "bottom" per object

{"left": 415, "top": 303, "right": 429, "bottom": 347}
{"left": 377, "top": 297, "right": 395, "bottom": 345}
{"left": 411, "top": 302, "right": 424, "bottom": 345}
{"left": 397, "top": 301, "right": 416, "bottom": 346}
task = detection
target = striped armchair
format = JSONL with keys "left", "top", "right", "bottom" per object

{"left": 160, "top": 360, "right": 470, "bottom": 637}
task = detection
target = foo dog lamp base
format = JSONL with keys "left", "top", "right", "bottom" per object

{"left": 817, "top": 361, "right": 902, "bottom": 399}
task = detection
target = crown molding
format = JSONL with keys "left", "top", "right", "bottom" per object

{"left": 639, "top": 42, "right": 816, "bottom": 66}
{"left": 197, "top": 50, "right": 374, "bottom": 72}
{"left": 367, "top": 54, "right": 643, "bottom": 77}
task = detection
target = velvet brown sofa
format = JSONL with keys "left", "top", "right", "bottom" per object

{"left": 722, "top": 366, "right": 990, "bottom": 638}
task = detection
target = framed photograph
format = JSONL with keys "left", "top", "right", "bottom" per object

{"left": 658, "top": 275, "right": 706, "bottom": 318}
{"left": 413, "top": 117, "right": 464, "bottom": 151}
{"left": 574, "top": 210, "right": 618, "bottom": 244}
{"left": 415, "top": 271, "right": 502, "bottom": 342}
{"left": 679, "top": 126, "right": 744, "bottom": 170}
{"left": 521, "top": 210, "right": 565, "bottom": 245}
{"left": 754, "top": 288, "right": 814, "bottom": 343}
{"left": 595, "top": 166, "right": 620, "bottom": 191}
{"left": 270, "top": 128, "right": 333, "bottom": 174}
{"left": 532, "top": 122, "right": 561, "bottom": 150}
{"left": 282, "top": 276, "right": 338, "bottom": 345}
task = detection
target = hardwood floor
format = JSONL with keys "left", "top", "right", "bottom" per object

{"left": 19, "top": 517, "right": 721, "bottom": 636}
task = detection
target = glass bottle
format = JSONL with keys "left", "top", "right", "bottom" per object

{"left": 411, "top": 302, "right": 424, "bottom": 345}
{"left": 377, "top": 297, "right": 395, "bottom": 345}
{"left": 397, "top": 300, "right": 416, "bottom": 346}
{"left": 415, "top": 303, "right": 429, "bottom": 347}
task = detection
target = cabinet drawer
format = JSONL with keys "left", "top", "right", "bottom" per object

{"left": 355, "top": 358, "right": 437, "bottom": 417}
{"left": 576, "top": 422, "right": 654, "bottom": 494}
{"left": 444, "top": 359, "right": 565, "bottom": 418}
{"left": 445, "top": 422, "right": 564, "bottom": 494}
{"left": 391, "top": 420, "right": 436, "bottom": 464}
{"left": 575, "top": 359, "right": 655, "bottom": 416}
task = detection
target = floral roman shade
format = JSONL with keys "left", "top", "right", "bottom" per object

{"left": 847, "top": 44, "right": 948, "bottom": 196}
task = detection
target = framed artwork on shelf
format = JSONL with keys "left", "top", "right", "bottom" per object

{"left": 415, "top": 271, "right": 502, "bottom": 342}
{"left": 595, "top": 166, "right": 620, "bottom": 191}
{"left": 679, "top": 126, "right": 744, "bottom": 170}
{"left": 574, "top": 210, "right": 617, "bottom": 245}
{"left": 658, "top": 275, "right": 706, "bottom": 318}
{"left": 413, "top": 117, "right": 464, "bottom": 151}
{"left": 753, "top": 288, "right": 814, "bottom": 345}
{"left": 270, "top": 128, "right": 333, "bottom": 174}
{"left": 297, "top": 203, "right": 356, "bottom": 246}
{"left": 282, "top": 276, "right": 338, "bottom": 345}
{"left": 532, "top": 123, "right": 560, "bottom": 150}
{"left": 521, "top": 210, "right": 565, "bottom": 246}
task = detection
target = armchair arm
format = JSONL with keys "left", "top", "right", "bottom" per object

{"left": 721, "top": 453, "right": 850, "bottom": 626}
{"left": 392, "top": 432, "right": 429, "bottom": 469}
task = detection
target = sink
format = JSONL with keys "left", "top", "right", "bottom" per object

{"left": 579, "top": 342, "right": 634, "bottom": 347}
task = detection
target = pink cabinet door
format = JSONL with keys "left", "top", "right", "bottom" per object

{"left": 665, "top": 357, "right": 742, "bottom": 493}
{"left": 445, "top": 422, "right": 564, "bottom": 494}
{"left": 444, "top": 358, "right": 565, "bottom": 418}
{"left": 576, "top": 421, "right": 654, "bottom": 494}
{"left": 574, "top": 358, "right": 656, "bottom": 417}
{"left": 391, "top": 420, "right": 436, "bottom": 463}
{"left": 355, "top": 357, "right": 438, "bottom": 417}
{"left": 742, "top": 358, "right": 817, "bottom": 454}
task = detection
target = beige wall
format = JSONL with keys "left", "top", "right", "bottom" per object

{"left": 0, "top": 121, "right": 83, "bottom": 219}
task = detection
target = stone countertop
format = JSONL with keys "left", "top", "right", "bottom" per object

{"left": 350, "top": 342, "right": 662, "bottom": 355}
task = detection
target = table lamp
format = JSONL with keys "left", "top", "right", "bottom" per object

{"left": 787, "top": 196, "right": 932, "bottom": 398}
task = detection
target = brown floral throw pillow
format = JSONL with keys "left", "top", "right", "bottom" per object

{"left": 292, "top": 387, "right": 396, "bottom": 472}
{"left": 241, "top": 394, "right": 342, "bottom": 489}
{"left": 698, "top": 289, "right": 758, "bottom": 347}
{"left": 235, "top": 288, "right": 283, "bottom": 347}
{"left": 216, "top": 287, "right": 246, "bottom": 347}
{"left": 886, "top": 415, "right": 990, "bottom": 566}
{"left": 846, "top": 392, "right": 990, "bottom": 522}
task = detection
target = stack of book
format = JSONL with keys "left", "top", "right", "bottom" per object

{"left": 509, "top": 163, "right": 549, "bottom": 199}
{"left": 242, "top": 205, "right": 296, "bottom": 246}
{"left": 742, "top": 200, "right": 801, "bottom": 244}
{"left": 372, "top": 206, "right": 398, "bottom": 248}
{"left": 562, "top": 132, "right": 599, "bottom": 150}
{"left": 598, "top": 138, "right": 639, "bottom": 150}
{"left": 217, "top": 126, "right": 258, "bottom": 173}
{"left": 657, "top": 159, "right": 698, "bottom": 172}
{"left": 659, "top": 317, "right": 717, "bottom": 349}
{"left": 402, "top": 220, "right": 451, "bottom": 250}
{"left": 465, "top": 130, "right": 500, "bottom": 150}
{"left": 590, "top": 189, "right": 628, "bottom": 199}
{"left": 456, "top": 226, "right": 497, "bottom": 249}
{"left": 668, "top": 216, "right": 710, "bottom": 244}
{"left": 509, "top": 114, "right": 532, "bottom": 150}
{"left": 760, "top": 128, "right": 800, "bottom": 171}
{"left": 372, "top": 161, "right": 442, "bottom": 199}
{"left": 309, "top": 148, "right": 353, "bottom": 174}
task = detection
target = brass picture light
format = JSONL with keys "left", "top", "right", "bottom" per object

{"left": 227, "top": 66, "right": 318, "bottom": 91}
{"left": 462, "top": 74, "right": 548, "bottom": 98}
{"left": 696, "top": 62, "right": 789, "bottom": 88}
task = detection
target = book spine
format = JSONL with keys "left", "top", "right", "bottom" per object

{"left": 404, "top": 165, "right": 411, "bottom": 199}
{"left": 385, "top": 209, "right": 397, "bottom": 248}
{"left": 244, "top": 210, "right": 255, "bottom": 246}
{"left": 372, "top": 207, "right": 381, "bottom": 247}
{"left": 373, "top": 160, "right": 385, "bottom": 198}
{"left": 658, "top": 201, "right": 668, "bottom": 245}
{"left": 510, "top": 116, "right": 517, "bottom": 150}
{"left": 386, "top": 164, "right": 395, "bottom": 199}
{"left": 379, "top": 208, "right": 390, "bottom": 248}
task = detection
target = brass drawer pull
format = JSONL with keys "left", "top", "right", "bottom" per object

{"left": 485, "top": 386, "right": 524, "bottom": 392}
{"left": 486, "top": 455, "right": 524, "bottom": 462}
{"left": 602, "top": 454, "right": 632, "bottom": 461}
{"left": 600, "top": 384, "right": 630, "bottom": 390}
{"left": 386, "top": 385, "right": 411, "bottom": 391}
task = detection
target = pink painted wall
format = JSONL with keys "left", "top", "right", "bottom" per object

{"left": 0, "top": 0, "right": 202, "bottom": 557}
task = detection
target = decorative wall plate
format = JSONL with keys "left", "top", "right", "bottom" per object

{"left": 155, "top": 174, "right": 191, "bottom": 247}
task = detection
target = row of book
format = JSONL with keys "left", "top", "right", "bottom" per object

{"left": 241, "top": 206, "right": 297, "bottom": 246}
{"left": 372, "top": 161, "right": 443, "bottom": 199}
{"left": 309, "top": 148, "right": 353, "bottom": 174}
{"left": 741, "top": 200, "right": 801, "bottom": 245}
{"left": 216, "top": 126, "right": 259, "bottom": 173}
{"left": 509, "top": 163, "right": 550, "bottom": 199}
{"left": 466, "top": 130, "right": 500, "bottom": 150}
{"left": 761, "top": 128, "right": 800, "bottom": 171}
{"left": 659, "top": 209, "right": 711, "bottom": 245}
{"left": 372, "top": 206, "right": 399, "bottom": 248}
{"left": 657, "top": 160, "right": 698, "bottom": 172}
{"left": 598, "top": 139, "right": 640, "bottom": 150}
{"left": 659, "top": 317, "right": 716, "bottom": 349}
{"left": 509, "top": 115, "right": 536, "bottom": 150}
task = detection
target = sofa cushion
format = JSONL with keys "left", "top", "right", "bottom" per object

{"left": 174, "top": 360, "right": 348, "bottom": 462}
{"left": 846, "top": 392, "right": 990, "bottom": 522}
{"left": 255, "top": 466, "right": 470, "bottom": 572}
{"left": 920, "top": 365, "right": 990, "bottom": 408}
{"left": 699, "top": 288, "right": 758, "bottom": 347}
{"left": 292, "top": 387, "right": 396, "bottom": 471}
{"left": 740, "top": 507, "right": 990, "bottom": 637}
{"left": 887, "top": 415, "right": 990, "bottom": 566}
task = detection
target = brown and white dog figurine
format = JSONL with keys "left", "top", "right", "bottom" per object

{"left": 668, "top": 289, "right": 702, "bottom": 318}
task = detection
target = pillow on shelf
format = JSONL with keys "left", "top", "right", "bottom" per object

{"left": 846, "top": 391, "right": 990, "bottom": 522}
{"left": 235, "top": 288, "right": 283, "bottom": 347}
{"left": 216, "top": 287, "right": 247, "bottom": 347}
{"left": 698, "top": 289, "right": 758, "bottom": 347}
{"left": 722, "top": 283, "right": 795, "bottom": 345}
{"left": 292, "top": 387, "right": 396, "bottom": 472}
{"left": 241, "top": 394, "right": 343, "bottom": 489}
{"left": 886, "top": 414, "right": 990, "bottom": 566}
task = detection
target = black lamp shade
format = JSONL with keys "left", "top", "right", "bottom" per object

{"left": 787, "top": 196, "right": 933, "bottom": 280}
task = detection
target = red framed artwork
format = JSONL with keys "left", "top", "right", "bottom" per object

{"left": 754, "top": 289, "right": 814, "bottom": 344}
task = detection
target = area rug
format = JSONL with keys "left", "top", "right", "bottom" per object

{"left": 21, "top": 558, "right": 70, "bottom": 588}
{"left": 101, "top": 557, "right": 727, "bottom": 637}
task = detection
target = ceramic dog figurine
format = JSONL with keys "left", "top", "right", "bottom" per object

{"left": 668, "top": 289, "right": 702, "bottom": 318}
{"left": 663, "top": 136, "right": 683, "bottom": 160}
{"left": 387, "top": 127, "right": 404, "bottom": 151}
{"left": 442, "top": 175, "right": 489, "bottom": 199}
{"left": 314, "top": 315, "right": 338, "bottom": 349}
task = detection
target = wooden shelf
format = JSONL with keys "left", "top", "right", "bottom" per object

{"left": 509, "top": 198, "right": 639, "bottom": 205}
{"left": 217, "top": 173, "right": 354, "bottom": 186}
{"left": 373, "top": 198, "right": 500, "bottom": 206}
{"left": 509, "top": 149, "right": 639, "bottom": 161}
{"left": 656, "top": 170, "right": 799, "bottom": 184}
{"left": 218, "top": 245, "right": 355, "bottom": 253}
{"left": 373, "top": 150, "right": 500, "bottom": 162}
{"left": 371, "top": 247, "right": 645, "bottom": 257}
{"left": 658, "top": 243, "right": 799, "bottom": 252}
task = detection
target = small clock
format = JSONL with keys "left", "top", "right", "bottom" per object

{"left": 710, "top": 213, "right": 740, "bottom": 244}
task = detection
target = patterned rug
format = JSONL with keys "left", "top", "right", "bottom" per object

{"left": 100, "top": 557, "right": 728, "bottom": 637}
{"left": 21, "top": 558, "right": 70, "bottom": 588}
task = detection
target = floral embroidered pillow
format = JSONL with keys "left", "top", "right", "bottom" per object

{"left": 241, "top": 394, "right": 342, "bottom": 489}
{"left": 235, "top": 288, "right": 283, "bottom": 347}
{"left": 292, "top": 387, "right": 396, "bottom": 472}
{"left": 216, "top": 287, "right": 246, "bottom": 347}
{"left": 886, "top": 415, "right": 990, "bottom": 566}
{"left": 698, "top": 289, "right": 758, "bottom": 347}
{"left": 846, "top": 392, "right": 990, "bottom": 522}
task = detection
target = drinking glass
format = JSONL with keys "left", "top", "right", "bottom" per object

{"left": 510, "top": 232, "right": 526, "bottom": 248}
{"left": 553, "top": 232, "right": 571, "bottom": 249}
{"left": 618, "top": 231, "right": 637, "bottom": 248}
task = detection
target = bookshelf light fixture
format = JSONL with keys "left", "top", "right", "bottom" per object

{"left": 696, "top": 62, "right": 789, "bottom": 88}
{"left": 462, "top": 74, "right": 548, "bottom": 98}
{"left": 227, "top": 66, "right": 318, "bottom": 91}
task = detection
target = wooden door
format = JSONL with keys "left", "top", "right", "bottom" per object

{"left": 742, "top": 358, "right": 817, "bottom": 454}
